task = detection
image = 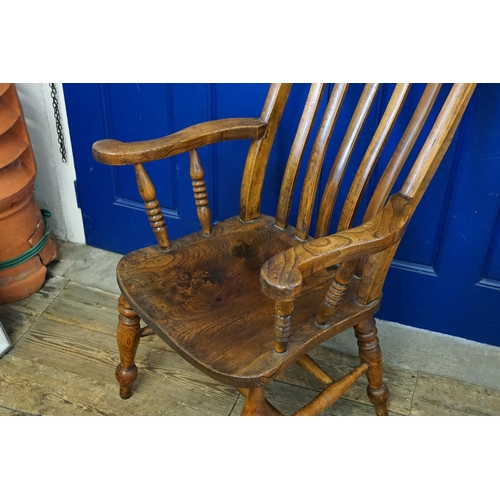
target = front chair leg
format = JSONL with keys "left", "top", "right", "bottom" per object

{"left": 116, "top": 295, "right": 141, "bottom": 399}
{"left": 354, "top": 317, "right": 389, "bottom": 416}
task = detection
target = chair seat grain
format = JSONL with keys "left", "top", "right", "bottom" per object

{"left": 118, "top": 215, "right": 379, "bottom": 387}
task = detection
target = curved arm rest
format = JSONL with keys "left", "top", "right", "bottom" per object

{"left": 92, "top": 118, "right": 268, "bottom": 166}
{"left": 260, "top": 193, "right": 414, "bottom": 301}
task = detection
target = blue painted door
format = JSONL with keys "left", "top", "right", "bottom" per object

{"left": 64, "top": 83, "right": 500, "bottom": 346}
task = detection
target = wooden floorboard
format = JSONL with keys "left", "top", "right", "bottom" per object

{"left": 9, "top": 315, "right": 238, "bottom": 416}
{"left": 0, "top": 274, "right": 69, "bottom": 345}
{"left": 0, "top": 354, "right": 223, "bottom": 416}
{"left": 0, "top": 404, "right": 31, "bottom": 416}
{"left": 42, "top": 281, "right": 120, "bottom": 336}
{"left": 1, "top": 275, "right": 498, "bottom": 416}
{"left": 410, "top": 372, "right": 500, "bottom": 416}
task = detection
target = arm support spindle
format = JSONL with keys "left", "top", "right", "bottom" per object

{"left": 134, "top": 163, "right": 171, "bottom": 250}
{"left": 189, "top": 150, "right": 211, "bottom": 236}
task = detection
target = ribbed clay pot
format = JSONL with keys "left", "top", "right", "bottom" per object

{"left": 0, "top": 83, "right": 57, "bottom": 304}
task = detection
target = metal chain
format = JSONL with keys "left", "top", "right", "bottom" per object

{"left": 48, "top": 83, "right": 67, "bottom": 163}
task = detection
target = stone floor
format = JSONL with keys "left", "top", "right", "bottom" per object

{"left": 1, "top": 239, "right": 499, "bottom": 416}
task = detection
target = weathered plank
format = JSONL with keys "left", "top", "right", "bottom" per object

{"left": 0, "top": 274, "right": 69, "bottom": 344}
{"left": 42, "top": 281, "right": 120, "bottom": 336}
{"left": 47, "top": 241, "right": 122, "bottom": 295}
{"left": 41, "top": 281, "right": 176, "bottom": 359}
{"left": 0, "top": 405, "right": 32, "bottom": 416}
{"left": 10, "top": 315, "right": 238, "bottom": 415}
{"left": 410, "top": 372, "right": 500, "bottom": 416}
{"left": 0, "top": 354, "right": 231, "bottom": 416}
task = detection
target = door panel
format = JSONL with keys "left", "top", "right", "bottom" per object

{"left": 64, "top": 83, "right": 500, "bottom": 346}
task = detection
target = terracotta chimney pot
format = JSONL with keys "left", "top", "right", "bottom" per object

{"left": 0, "top": 83, "right": 57, "bottom": 304}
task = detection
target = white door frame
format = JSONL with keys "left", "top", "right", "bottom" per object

{"left": 16, "top": 83, "right": 86, "bottom": 244}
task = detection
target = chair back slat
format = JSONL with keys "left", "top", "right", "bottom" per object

{"left": 275, "top": 83, "right": 326, "bottom": 229}
{"left": 239, "top": 83, "right": 475, "bottom": 259}
{"left": 315, "top": 84, "right": 380, "bottom": 238}
{"left": 363, "top": 83, "right": 442, "bottom": 222}
{"left": 354, "top": 83, "right": 476, "bottom": 305}
{"left": 401, "top": 83, "right": 476, "bottom": 207}
{"left": 240, "top": 83, "right": 292, "bottom": 222}
{"left": 295, "top": 83, "right": 349, "bottom": 240}
{"left": 336, "top": 83, "right": 411, "bottom": 232}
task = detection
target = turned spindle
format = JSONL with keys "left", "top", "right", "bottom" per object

{"left": 274, "top": 300, "right": 294, "bottom": 353}
{"left": 189, "top": 150, "right": 211, "bottom": 236}
{"left": 317, "top": 260, "right": 356, "bottom": 325}
{"left": 133, "top": 163, "right": 171, "bottom": 250}
{"left": 296, "top": 354, "right": 334, "bottom": 385}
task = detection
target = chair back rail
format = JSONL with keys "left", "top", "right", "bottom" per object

{"left": 400, "top": 83, "right": 476, "bottom": 206}
{"left": 239, "top": 83, "right": 292, "bottom": 222}
{"left": 336, "top": 83, "right": 411, "bottom": 233}
{"left": 363, "top": 83, "right": 442, "bottom": 223}
{"left": 315, "top": 83, "right": 380, "bottom": 238}
{"left": 275, "top": 83, "right": 326, "bottom": 230}
{"left": 295, "top": 83, "right": 348, "bottom": 240}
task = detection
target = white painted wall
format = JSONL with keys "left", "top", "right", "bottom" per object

{"left": 15, "top": 83, "right": 85, "bottom": 244}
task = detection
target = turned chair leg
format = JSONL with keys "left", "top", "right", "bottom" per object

{"left": 240, "top": 386, "right": 282, "bottom": 416}
{"left": 116, "top": 295, "right": 141, "bottom": 399}
{"left": 354, "top": 317, "right": 389, "bottom": 416}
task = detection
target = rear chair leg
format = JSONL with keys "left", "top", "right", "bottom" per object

{"left": 354, "top": 317, "right": 389, "bottom": 416}
{"left": 116, "top": 295, "right": 141, "bottom": 399}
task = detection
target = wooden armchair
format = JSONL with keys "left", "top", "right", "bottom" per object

{"left": 92, "top": 83, "right": 476, "bottom": 416}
